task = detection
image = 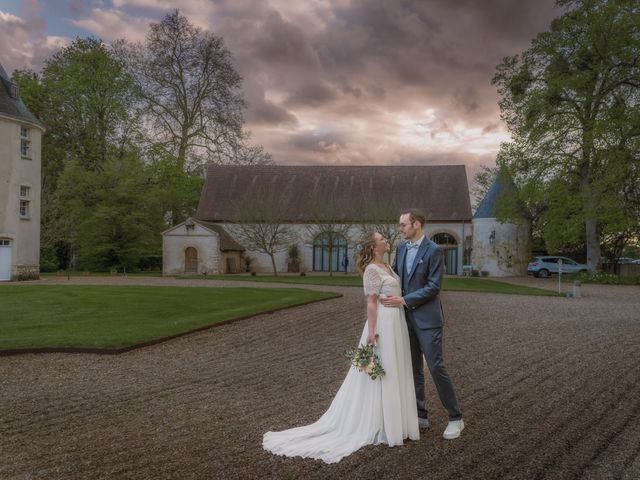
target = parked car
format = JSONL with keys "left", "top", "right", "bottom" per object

{"left": 617, "top": 257, "right": 636, "bottom": 264}
{"left": 527, "top": 256, "right": 589, "bottom": 278}
{"left": 602, "top": 256, "right": 637, "bottom": 264}
{"left": 632, "top": 259, "right": 640, "bottom": 265}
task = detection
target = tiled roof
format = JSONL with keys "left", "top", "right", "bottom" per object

{"left": 196, "top": 165, "right": 472, "bottom": 223}
{"left": 0, "top": 61, "right": 44, "bottom": 128}
{"left": 193, "top": 220, "right": 245, "bottom": 251}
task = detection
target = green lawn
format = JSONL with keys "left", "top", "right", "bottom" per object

{"left": 0, "top": 285, "right": 339, "bottom": 351}
{"left": 180, "top": 274, "right": 557, "bottom": 296}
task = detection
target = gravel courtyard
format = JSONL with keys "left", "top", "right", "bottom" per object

{"left": 1, "top": 277, "right": 639, "bottom": 480}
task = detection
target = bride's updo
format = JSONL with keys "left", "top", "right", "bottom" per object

{"left": 356, "top": 231, "right": 378, "bottom": 274}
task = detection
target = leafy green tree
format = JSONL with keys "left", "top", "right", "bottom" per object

{"left": 39, "top": 37, "right": 140, "bottom": 172}
{"left": 10, "top": 70, "right": 45, "bottom": 119}
{"left": 56, "top": 152, "right": 163, "bottom": 271}
{"left": 492, "top": 0, "right": 640, "bottom": 271}
{"left": 12, "top": 38, "right": 156, "bottom": 270}
{"left": 145, "top": 145, "right": 204, "bottom": 224}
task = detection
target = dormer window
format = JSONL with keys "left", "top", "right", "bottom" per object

{"left": 10, "top": 83, "right": 19, "bottom": 99}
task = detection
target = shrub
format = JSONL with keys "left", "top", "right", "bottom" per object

{"left": 573, "top": 272, "right": 640, "bottom": 285}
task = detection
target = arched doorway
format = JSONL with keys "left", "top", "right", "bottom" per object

{"left": 185, "top": 247, "right": 198, "bottom": 274}
{"left": 313, "top": 233, "right": 348, "bottom": 272}
{"left": 432, "top": 232, "right": 458, "bottom": 275}
{"left": 0, "top": 238, "right": 12, "bottom": 281}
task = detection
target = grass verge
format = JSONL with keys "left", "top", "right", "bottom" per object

{"left": 0, "top": 285, "right": 340, "bottom": 351}
{"left": 179, "top": 274, "right": 558, "bottom": 296}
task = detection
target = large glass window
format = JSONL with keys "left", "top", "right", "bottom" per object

{"left": 432, "top": 233, "right": 457, "bottom": 246}
{"left": 313, "top": 232, "right": 348, "bottom": 272}
{"left": 431, "top": 232, "right": 458, "bottom": 275}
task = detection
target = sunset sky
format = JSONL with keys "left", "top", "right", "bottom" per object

{"left": 0, "top": 0, "right": 561, "bottom": 186}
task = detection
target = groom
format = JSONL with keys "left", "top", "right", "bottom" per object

{"left": 381, "top": 208, "right": 464, "bottom": 440}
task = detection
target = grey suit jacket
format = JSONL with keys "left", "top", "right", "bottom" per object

{"left": 392, "top": 238, "right": 444, "bottom": 329}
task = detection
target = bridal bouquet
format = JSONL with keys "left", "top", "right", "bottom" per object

{"left": 344, "top": 335, "right": 386, "bottom": 380}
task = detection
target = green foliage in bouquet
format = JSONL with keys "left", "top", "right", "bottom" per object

{"left": 344, "top": 334, "right": 386, "bottom": 380}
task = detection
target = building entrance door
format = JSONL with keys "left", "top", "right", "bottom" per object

{"left": 185, "top": 247, "right": 198, "bottom": 273}
{"left": 0, "top": 239, "right": 12, "bottom": 281}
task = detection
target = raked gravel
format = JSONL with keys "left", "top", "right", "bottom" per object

{"left": 1, "top": 276, "right": 639, "bottom": 479}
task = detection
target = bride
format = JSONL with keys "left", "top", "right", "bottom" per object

{"left": 263, "top": 231, "right": 419, "bottom": 463}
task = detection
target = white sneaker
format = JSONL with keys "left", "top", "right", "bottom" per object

{"left": 443, "top": 419, "right": 464, "bottom": 440}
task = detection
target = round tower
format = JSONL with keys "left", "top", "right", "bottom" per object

{"left": 471, "top": 173, "right": 530, "bottom": 276}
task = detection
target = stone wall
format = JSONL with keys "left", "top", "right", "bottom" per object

{"left": 13, "top": 264, "right": 40, "bottom": 281}
{"left": 471, "top": 218, "right": 530, "bottom": 276}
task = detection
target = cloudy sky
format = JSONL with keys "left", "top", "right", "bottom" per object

{"left": 0, "top": 0, "right": 561, "bottom": 185}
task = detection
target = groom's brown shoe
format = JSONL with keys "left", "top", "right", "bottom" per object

{"left": 418, "top": 417, "right": 430, "bottom": 429}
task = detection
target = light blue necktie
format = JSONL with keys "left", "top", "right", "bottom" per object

{"left": 405, "top": 242, "right": 419, "bottom": 274}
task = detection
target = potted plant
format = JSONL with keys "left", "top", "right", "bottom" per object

{"left": 287, "top": 244, "right": 300, "bottom": 273}
{"left": 244, "top": 255, "right": 253, "bottom": 273}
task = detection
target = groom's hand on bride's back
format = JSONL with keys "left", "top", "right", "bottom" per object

{"left": 380, "top": 295, "right": 405, "bottom": 308}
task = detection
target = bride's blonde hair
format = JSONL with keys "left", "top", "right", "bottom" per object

{"left": 356, "top": 231, "right": 378, "bottom": 274}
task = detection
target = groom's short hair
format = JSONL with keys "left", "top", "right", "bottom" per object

{"left": 401, "top": 208, "right": 426, "bottom": 227}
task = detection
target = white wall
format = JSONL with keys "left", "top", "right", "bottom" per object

{"left": 0, "top": 117, "right": 43, "bottom": 280}
{"left": 219, "top": 222, "right": 469, "bottom": 275}
{"left": 471, "top": 218, "right": 530, "bottom": 276}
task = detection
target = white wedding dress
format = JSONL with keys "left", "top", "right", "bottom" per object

{"left": 263, "top": 264, "right": 419, "bottom": 463}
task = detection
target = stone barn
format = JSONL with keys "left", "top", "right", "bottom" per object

{"left": 163, "top": 165, "right": 473, "bottom": 275}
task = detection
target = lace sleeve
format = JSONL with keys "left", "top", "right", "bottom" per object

{"left": 363, "top": 266, "right": 383, "bottom": 297}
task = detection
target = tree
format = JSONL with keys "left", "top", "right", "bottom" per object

{"left": 471, "top": 165, "right": 499, "bottom": 211}
{"left": 39, "top": 37, "right": 140, "bottom": 172}
{"left": 114, "top": 10, "right": 270, "bottom": 173}
{"left": 492, "top": 0, "right": 640, "bottom": 271}
{"left": 55, "top": 152, "right": 163, "bottom": 271}
{"left": 12, "top": 38, "right": 145, "bottom": 270}
{"left": 79, "top": 156, "right": 163, "bottom": 272}
{"left": 227, "top": 184, "right": 297, "bottom": 276}
{"left": 145, "top": 145, "right": 204, "bottom": 224}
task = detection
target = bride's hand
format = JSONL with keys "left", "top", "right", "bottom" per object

{"left": 380, "top": 295, "right": 404, "bottom": 308}
{"left": 367, "top": 332, "right": 377, "bottom": 346}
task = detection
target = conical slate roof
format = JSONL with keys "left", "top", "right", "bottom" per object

{"left": 474, "top": 171, "right": 513, "bottom": 219}
{"left": 0, "top": 60, "right": 44, "bottom": 128}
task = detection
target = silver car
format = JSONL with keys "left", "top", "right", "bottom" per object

{"left": 527, "top": 256, "right": 589, "bottom": 278}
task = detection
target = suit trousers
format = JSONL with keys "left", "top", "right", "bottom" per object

{"left": 406, "top": 317, "right": 462, "bottom": 421}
